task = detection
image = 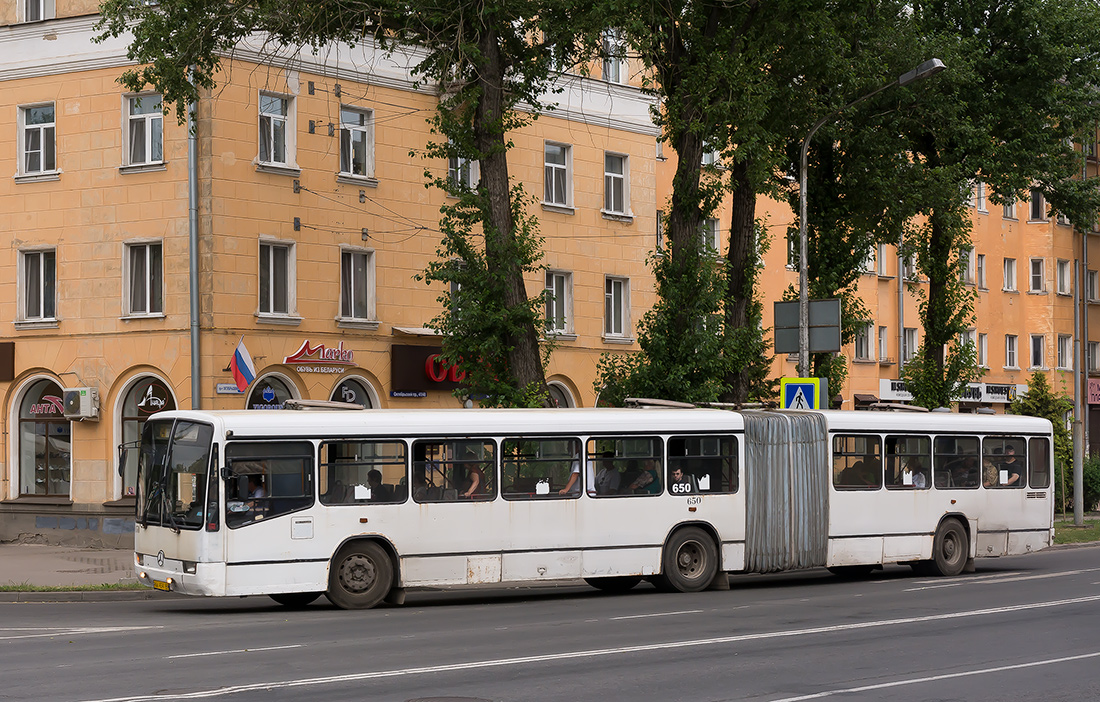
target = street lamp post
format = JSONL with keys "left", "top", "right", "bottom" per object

{"left": 797, "top": 58, "right": 946, "bottom": 378}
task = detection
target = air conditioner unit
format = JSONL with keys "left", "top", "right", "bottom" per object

{"left": 63, "top": 387, "right": 100, "bottom": 420}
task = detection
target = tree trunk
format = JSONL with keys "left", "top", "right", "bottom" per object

{"left": 722, "top": 160, "right": 757, "bottom": 403}
{"left": 473, "top": 27, "right": 549, "bottom": 404}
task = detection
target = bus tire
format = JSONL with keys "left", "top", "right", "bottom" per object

{"left": 656, "top": 527, "right": 717, "bottom": 593}
{"left": 827, "top": 565, "right": 874, "bottom": 579}
{"left": 268, "top": 592, "right": 322, "bottom": 608}
{"left": 931, "top": 519, "right": 968, "bottom": 577}
{"left": 584, "top": 576, "right": 642, "bottom": 593}
{"left": 327, "top": 541, "right": 393, "bottom": 610}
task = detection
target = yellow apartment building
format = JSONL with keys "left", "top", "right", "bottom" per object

{"left": 2, "top": 2, "right": 1098, "bottom": 545}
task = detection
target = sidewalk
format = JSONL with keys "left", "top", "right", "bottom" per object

{"left": 0, "top": 543, "right": 164, "bottom": 602}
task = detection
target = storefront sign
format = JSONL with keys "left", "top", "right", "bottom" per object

{"left": 284, "top": 340, "right": 355, "bottom": 366}
{"left": 1088, "top": 378, "right": 1100, "bottom": 405}
{"left": 879, "top": 379, "right": 1025, "bottom": 404}
{"left": 28, "top": 395, "right": 64, "bottom": 415}
{"left": 134, "top": 381, "right": 170, "bottom": 414}
{"left": 216, "top": 383, "right": 245, "bottom": 394}
{"left": 391, "top": 344, "right": 465, "bottom": 394}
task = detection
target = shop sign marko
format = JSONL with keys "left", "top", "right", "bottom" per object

{"left": 283, "top": 340, "right": 355, "bottom": 374}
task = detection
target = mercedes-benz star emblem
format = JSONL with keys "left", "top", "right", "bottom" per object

{"left": 157, "top": 550, "right": 165, "bottom": 567}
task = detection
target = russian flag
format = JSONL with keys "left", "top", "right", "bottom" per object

{"left": 229, "top": 337, "right": 257, "bottom": 392}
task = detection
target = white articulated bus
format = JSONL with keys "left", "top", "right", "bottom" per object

{"left": 131, "top": 406, "right": 1054, "bottom": 609}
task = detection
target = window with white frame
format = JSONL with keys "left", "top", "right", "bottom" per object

{"left": 959, "top": 248, "right": 974, "bottom": 284}
{"left": 959, "top": 329, "right": 975, "bottom": 352}
{"left": 978, "top": 333, "right": 988, "bottom": 367}
{"left": 543, "top": 142, "right": 570, "bottom": 206}
{"left": 1057, "top": 259, "right": 1071, "bottom": 294}
{"left": 903, "top": 327, "right": 917, "bottom": 363}
{"left": 862, "top": 246, "right": 876, "bottom": 274}
{"left": 976, "top": 253, "right": 986, "bottom": 288}
{"left": 19, "top": 104, "right": 56, "bottom": 175}
{"left": 877, "top": 243, "right": 889, "bottom": 276}
{"left": 700, "top": 218, "right": 720, "bottom": 252}
{"left": 340, "top": 107, "right": 374, "bottom": 178}
{"left": 878, "top": 326, "right": 889, "bottom": 362}
{"left": 604, "top": 276, "right": 629, "bottom": 338}
{"left": 1058, "top": 334, "right": 1072, "bottom": 370}
{"left": 22, "top": 0, "right": 53, "bottom": 22}
{"left": 786, "top": 231, "right": 797, "bottom": 267}
{"left": 124, "top": 94, "right": 163, "bottom": 167}
{"left": 1089, "top": 270, "right": 1099, "bottom": 302}
{"left": 855, "top": 324, "right": 873, "bottom": 361}
{"left": 1057, "top": 212, "right": 1071, "bottom": 226}
{"left": 975, "top": 182, "right": 987, "bottom": 212}
{"left": 1029, "top": 258, "right": 1045, "bottom": 292}
{"left": 259, "top": 240, "right": 294, "bottom": 315}
{"left": 902, "top": 255, "right": 918, "bottom": 281}
{"left": 656, "top": 210, "right": 665, "bottom": 250}
{"left": 20, "top": 249, "right": 56, "bottom": 321}
{"left": 1089, "top": 341, "right": 1099, "bottom": 372}
{"left": 1030, "top": 334, "right": 1045, "bottom": 369}
{"left": 1003, "top": 199, "right": 1017, "bottom": 220}
{"left": 604, "top": 153, "right": 627, "bottom": 214}
{"left": 339, "top": 248, "right": 374, "bottom": 321}
{"left": 601, "top": 29, "right": 626, "bottom": 84}
{"left": 701, "top": 142, "right": 720, "bottom": 166}
{"left": 124, "top": 241, "right": 163, "bottom": 316}
{"left": 258, "top": 93, "right": 292, "bottom": 166}
{"left": 1005, "top": 334, "right": 1018, "bottom": 368}
{"left": 1030, "top": 188, "right": 1046, "bottom": 221}
{"left": 1003, "top": 258, "right": 1017, "bottom": 291}
{"left": 544, "top": 270, "right": 572, "bottom": 334}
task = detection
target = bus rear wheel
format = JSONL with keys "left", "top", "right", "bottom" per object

{"left": 584, "top": 576, "right": 643, "bottom": 593}
{"left": 327, "top": 541, "right": 393, "bottom": 610}
{"left": 268, "top": 592, "right": 322, "bottom": 608}
{"left": 654, "top": 527, "right": 717, "bottom": 593}
{"left": 931, "top": 519, "right": 968, "bottom": 577}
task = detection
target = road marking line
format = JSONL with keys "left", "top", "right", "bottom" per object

{"left": 167, "top": 645, "right": 302, "bottom": 660}
{"left": 611, "top": 609, "right": 703, "bottom": 621}
{"left": 0, "top": 626, "right": 162, "bottom": 641}
{"left": 768, "top": 650, "right": 1100, "bottom": 701}
{"left": 76, "top": 594, "right": 1100, "bottom": 702}
{"left": 905, "top": 567, "right": 1100, "bottom": 592}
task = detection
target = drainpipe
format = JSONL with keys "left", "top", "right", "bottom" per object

{"left": 897, "top": 236, "right": 905, "bottom": 376}
{"left": 188, "top": 94, "right": 201, "bottom": 409}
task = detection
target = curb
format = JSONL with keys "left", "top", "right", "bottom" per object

{"left": 0, "top": 589, "right": 186, "bottom": 603}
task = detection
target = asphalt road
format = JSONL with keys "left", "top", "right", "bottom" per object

{"left": 2, "top": 546, "right": 1099, "bottom": 702}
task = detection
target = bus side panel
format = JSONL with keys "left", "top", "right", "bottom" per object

{"left": 502, "top": 551, "right": 582, "bottom": 581}
{"left": 882, "top": 534, "right": 931, "bottom": 562}
{"left": 1008, "top": 529, "right": 1049, "bottom": 555}
{"left": 224, "top": 562, "right": 328, "bottom": 596}
{"left": 975, "top": 529, "right": 1008, "bottom": 557}
{"left": 826, "top": 537, "right": 883, "bottom": 567}
{"left": 721, "top": 542, "right": 745, "bottom": 571}
{"left": 402, "top": 555, "right": 470, "bottom": 586}
{"left": 581, "top": 547, "right": 661, "bottom": 577}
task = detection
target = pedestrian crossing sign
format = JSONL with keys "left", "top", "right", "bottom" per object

{"left": 781, "top": 377, "right": 822, "bottom": 410}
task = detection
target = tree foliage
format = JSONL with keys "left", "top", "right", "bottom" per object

{"left": 1008, "top": 371, "right": 1079, "bottom": 510}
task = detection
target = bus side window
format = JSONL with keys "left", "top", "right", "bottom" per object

{"left": 501, "top": 438, "right": 582, "bottom": 499}
{"left": 832, "top": 435, "right": 881, "bottom": 490}
{"left": 884, "top": 435, "right": 931, "bottom": 490}
{"left": 412, "top": 440, "right": 496, "bottom": 503}
{"left": 586, "top": 436, "right": 663, "bottom": 497}
{"left": 933, "top": 436, "right": 980, "bottom": 489}
{"left": 319, "top": 440, "right": 406, "bottom": 505}
{"left": 1028, "top": 437, "right": 1050, "bottom": 489}
{"left": 666, "top": 435, "right": 737, "bottom": 495}
{"left": 224, "top": 442, "right": 314, "bottom": 527}
{"left": 982, "top": 437, "right": 1026, "bottom": 488}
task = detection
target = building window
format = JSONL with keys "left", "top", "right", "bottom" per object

{"left": 855, "top": 324, "right": 873, "bottom": 361}
{"left": 125, "top": 94, "right": 163, "bottom": 166}
{"left": 1058, "top": 334, "right": 1073, "bottom": 370}
{"left": 258, "top": 93, "right": 292, "bottom": 166}
{"left": 1030, "top": 334, "right": 1045, "bottom": 369}
{"left": 545, "top": 270, "right": 572, "bottom": 334}
{"left": 124, "top": 241, "right": 163, "bottom": 316}
{"left": 604, "top": 276, "right": 629, "bottom": 338}
{"left": 21, "top": 249, "right": 56, "bottom": 321}
{"left": 339, "top": 248, "right": 375, "bottom": 321}
{"left": 1003, "top": 199, "right": 1016, "bottom": 220}
{"left": 862, "top": 246, "right": 876, "bottom": 274}
{"left": 544, "top": 142, "right": 570, "bottom": 206}
{"left": 22, "top": 0, "right": 53, "bottom": 22}
{"left": 119, "top": 377, "right": 176, "bottom": 497}
{"left": 976, "top": 253, "right": 986, "bottom": 289}
{"left": 1030, "top": 188, "right": 1046, "bottom": 221}
{"left": 656, "top": 210, "right": 665, "bottom": 250}
{"left": 339, "top": 106, "right": 374, "bottom": 178}
{"left": 19, "top": 104, "right": 56, "bottom": 175}
{"left": 959, "top": 329, "right": 976, "bottom": 354}
{"left": 1089, "top": 341, "right": 1099, "bottom": 372}
{"left": 259, "top": 241, "right": 294, "bottom": 315}
{"left": 448, "top": 154, "right": 478, "bottom": 190}
{"left": 604, "top": 153, "right": 627, "bottom": 214}
{"left": 959, "top": 248, "right": 974, "bottom": 285}
{"left": 1089, "top": 270, "right": 1099, "bottom": 302}
{"left": 1057, "top": 259, "right": 1071, "bottom": 295}
{"left": 1005, "top": 334, "right": 1018, "bottom": 368}
{"left": 1029, "top": 258, "right": 1045, "bottom": 292}
{"left": 18, "top": 379, "right": 70, "bottom": 497}
{"left": 877, "top": 243, "right": 889, "bottom": 276}
{"left": 978, "top": 333, "right": 988, "bottom": 367}
{"left": 246, "top": 375, "right": 296, "bottom": 410}
{"left": 903, "top": 328, "right": 918, "bottom": 363}
{"left": 902, "top": 255, "right": 918, "bottom": 281}
{"left": 701, "top": 218, "right": 720, "bottom": 252}
{"left": 878, "top": 326, "right": 889, "bottom": 362}
{"left": 974, "top": 182, "right": 986, "bottom": 212}
{"left": 601, "top": 29, "right": 626, "bottom": 84}
{"left": 331, "top": 377, "right": 375, "bottom": 408}
{"left": 1003, "top": 258, "right": 1017, "bottom": 291}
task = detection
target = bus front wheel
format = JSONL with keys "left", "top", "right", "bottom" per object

{"left": 654, "top": 527, "right": 717, "bottom": 593}
{"left": 327, "top": 541, "right": 393, "bottom": 610}
{"left": 931, "top": 519, "right": 968, "bottom": 577}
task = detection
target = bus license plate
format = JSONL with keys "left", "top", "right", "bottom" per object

{"left": 153, "top": 580, "right": 170, "bottom": 592}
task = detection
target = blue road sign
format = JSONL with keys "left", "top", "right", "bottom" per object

{"left": 781, "top": 377, "right": 821, "bottom": 410}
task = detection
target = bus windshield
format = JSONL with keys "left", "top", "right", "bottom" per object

{"left": 137, "top": 419, "right": 215, "bottom": 530}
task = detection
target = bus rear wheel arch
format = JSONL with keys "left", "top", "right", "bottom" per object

{"left": 930, "top": 518, "right": 969, "bottom": 577}
{"left": 327, "top": 540, "right": 394, "bottom": 609}
{"left": 653, "top": 526, "right": 718, "bottom": 593}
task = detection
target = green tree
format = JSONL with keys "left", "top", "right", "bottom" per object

{"left": 1009, "top": 372, "right": 1074, "bottom": 509}
{"left": 97, "top": 0, "right": 591, "bottom": 407}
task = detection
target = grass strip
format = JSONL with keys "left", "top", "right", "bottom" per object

{"left": 0, "top": 581, "right": 148, "bottom": 592}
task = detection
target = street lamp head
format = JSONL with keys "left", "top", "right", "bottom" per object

{"left": 898, "top": 58, "right": 946, "bottom": 87}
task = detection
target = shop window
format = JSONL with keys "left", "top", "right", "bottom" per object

{"left": 330, "top": 377, "right": 374, "bottom": 408}
{"left": 246, "top": 375, "right": 295, "bottom": 410}
{"left": 18, "top": 378, "right": 70, "bottom": 497}
{"left": 119, "top": 377, "right": 176, "bottom": 497}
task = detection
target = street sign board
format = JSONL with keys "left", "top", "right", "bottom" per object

{"left": 781, "top": 377, "right": 823, "bottom": 410}
{"left": 773, "top": 299, "right": 843, "bottom": 355}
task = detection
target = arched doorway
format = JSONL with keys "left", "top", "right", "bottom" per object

{"left": 119, "top": 376, "right": 176, "bottom": 497}
{"left": 18, "top": 378, "right": 70, "bottom": 497}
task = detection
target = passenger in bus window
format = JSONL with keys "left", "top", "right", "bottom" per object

{"left": 594, "top": 452, "right": 620, "bottom": 495}
{"left": 983, "top": 457, "right": 999, "bottom": 487}
{"left": 626, "top": 459, "right": 661, "bottom": 494}
{"left": 247, "top": 475, "right": 266, "bottom": 499}
{"left": 901, "top": 458, "right": 928, "bottom": 489}
{"left": 367, "top": 469, "right": 393, "bottom": 502}
{"left": 670, "top": 466, "right": 695, "bottom": 494}
{"left": 1000, "top": 446, "right": 1022, "bottom": 486}
{"left": 559, "top": 459, "right": 581, "bottom": 495}
{"left": 461, "top": 463, "right": 485, "bottom": 498}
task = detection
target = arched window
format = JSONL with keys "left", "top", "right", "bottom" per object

{"left": 330, "top": 377, "right": 374, "bottom": 408}
{"left": 246, "top": 376, "right": 295, "bottom": 410}
{"left": 119, "top": 377, "right": 176, "bottom": 497}
{"left": 19, "top": 379, "right": 70, "bottom": 497}
{"left": 548, "top": 381, "right": 574, "bottom": 408}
